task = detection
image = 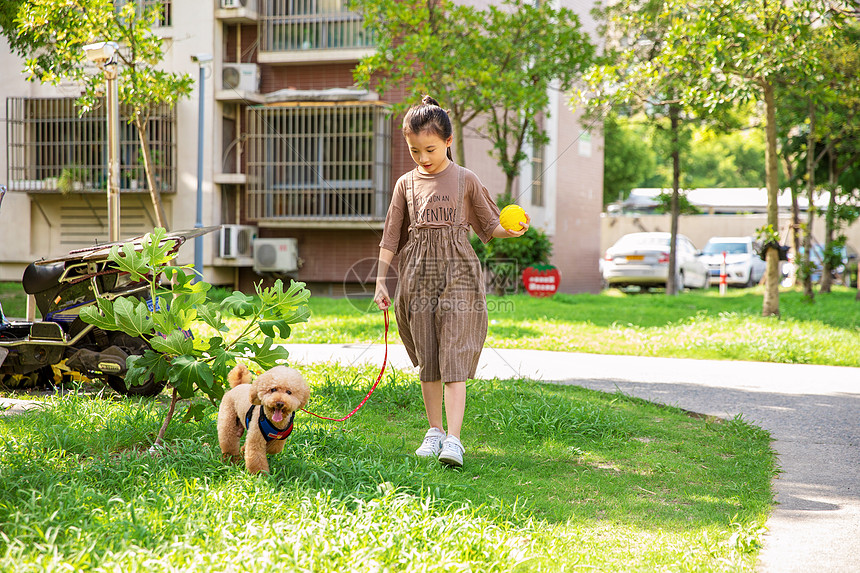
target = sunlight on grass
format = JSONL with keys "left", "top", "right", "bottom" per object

{"left": 286, "top": 288, "right": 860, "bottom": 366}
{"left": 0, "top": 363, "right": 775, "bottom": 571}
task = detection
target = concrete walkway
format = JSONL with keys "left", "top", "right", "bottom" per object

{"left": 285, "top": 342, "right": 860, "bottom": 573}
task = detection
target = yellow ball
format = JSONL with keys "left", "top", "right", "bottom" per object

{"left": 499, "top": 204, "right": 527, "bottom": 232}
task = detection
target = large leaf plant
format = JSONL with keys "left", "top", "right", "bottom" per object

{"left": 79, "top": 228, "right": 311, "bottom": 446}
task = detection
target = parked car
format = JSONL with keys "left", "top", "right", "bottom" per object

{"left": 782, "top": 243, "right": 856, "bottom": 287}
{"left": 602, "top": 232, "right": 709, "bottom": 290}
{"left": 698, "top": 236, "right": 767, "bottom": 287}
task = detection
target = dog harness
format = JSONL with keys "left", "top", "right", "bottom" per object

{"left": 244, "top": 406, "right": 295, "bottom": 442}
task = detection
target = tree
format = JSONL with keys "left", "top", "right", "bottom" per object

{"left": 354, "top": 0, "right": 484, "bottom": 166}
{"left": 602, "top": 112, "right": 656, "bottom": 205}
{"left": 11, "top": 0, "right": 194, "bottom": 230}
{"left": 777, "top": 19, "right": 860, "bottom": 297}
{"left": 656, "top": 0, "right": 842, "bottom": 316}
{"left": 356, "top": 0, "right": 594, "bottom": 197}
{"left": 470, "top": 0, "right": 595, "bottom": 198}
{"left": 584, "top": 0, "right": 699, "bottom": 296}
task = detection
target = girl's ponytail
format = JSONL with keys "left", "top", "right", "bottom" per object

{"left": 403, "top": 95, "right": 454, "bottom": 161}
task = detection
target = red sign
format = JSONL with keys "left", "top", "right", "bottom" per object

{"left": 522, "top": 265, "right": 560, "bottom": 297}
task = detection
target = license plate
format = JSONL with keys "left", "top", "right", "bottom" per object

{"left": 626, "top": 255, "right": 644, "bottom": 261}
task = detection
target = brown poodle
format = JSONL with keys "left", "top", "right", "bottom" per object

{"left": 217, "top": 363, "right": 310, "bottom": 474}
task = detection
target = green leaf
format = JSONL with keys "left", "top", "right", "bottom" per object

{"left": 113, "top": 296, "right": 153, "bottom": 338}
{"left": 168, "top": 355, "right": 213, "bottom": 399}
{"left": 149, "top": 329, "right": 194, "bottom": 356}
{"left": 109, "top": 243, "right": 149, "bottom": 281}
{"left": 197, "top": 304, "right": 228, "bottom": 332}
{"left": 221, "top": 291, "right": 259, "bottom": 319}
{"left": 259, "top": 320, "right": 291, "bottom": 339}
{"left": 182, "top": 402, "right": 208, "bottom": 423}
{"left": 249, "top": 338, "right": 291, "bottom": 371}
{"left": 79, "top": 298, "right": 118, "bottom": 331}
{"left": 126, "top": 351, "right": 169, "bottom": 389}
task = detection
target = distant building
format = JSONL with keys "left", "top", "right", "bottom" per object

{"left": 0, "top": 0, "right": 604, "bottom": 294}
{"left": 608, "top": 188, "right": 830, "bottom": 216}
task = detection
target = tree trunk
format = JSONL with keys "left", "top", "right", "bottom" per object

{"left": 154, "top": 387, "right": 179, "bottom": 447}
{"left": 452, "top": 116, "right": 466, "bottom": 167}
{"left": 504, "top": 173, "right": 515, "bottom": 199}
{"left": 136, "top": 119, "right": 169, "bottom": 230}
{"left": 761, "top": 82, "right": 780, "bottom": 317}
{"left": 802, "top": 100, "right": 815, "bottom": 300}
{"left": 667, "top": 103, "right": 681, "bottom": 296}
{"left": 820, "top": 146, "right": 838, "bottom": 293}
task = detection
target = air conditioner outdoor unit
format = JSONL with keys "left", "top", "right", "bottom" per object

{"left": 220, "top": 0, "right": 247, "bottom": 8}
{"left": 222, "top": 63, "right": 259, "bottom": 92}
{"left": 253, "top": 238, "right": 299, "bottom": 273}
{"left": 218, "top": 224, "right": 256, "bottom": 259}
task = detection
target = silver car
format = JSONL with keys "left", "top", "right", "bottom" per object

{"left": 603, "top": 232, "right": 709, "bottom": 290}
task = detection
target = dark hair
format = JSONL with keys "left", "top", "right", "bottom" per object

{"left": 402, "top": 95, "right": 453, "bottom": 161}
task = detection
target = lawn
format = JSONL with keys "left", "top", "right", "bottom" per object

{"left": 0, "top": 282, "right": 797, "bottom": 570}
{"left": 292, "top": 286, "right": 860, "bottom": 367}
{"left": 0, "top": 362, "right": 775, "bottom": 571}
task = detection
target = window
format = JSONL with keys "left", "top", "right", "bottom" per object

{"left": 6, "top": 97, "right": 176, "bottom": 194}
{"left": 137, "top": 0, "right": 172, "bottom": 27}
{"left": 260, "top": 0, "right": 374, "bottom": 52}
{"left": 245, "top": 102, "right": 391, "bottom": 221}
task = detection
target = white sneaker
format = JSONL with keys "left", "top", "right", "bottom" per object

{"left": 438, "top": 436, "right": 465, "bottom": 468}
{"left": 415, "top": 427, "right": 446, "bottom": 457}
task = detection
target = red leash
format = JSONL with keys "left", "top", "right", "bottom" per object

{"left": 301, "top": 308, "right": 389, "bottom": 422}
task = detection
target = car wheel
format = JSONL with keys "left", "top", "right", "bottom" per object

{"left": 676, "top": 271, "right": 686, "bottom": 292}
{"left": 745, "top": 272, "right": 756, "bottom": 288}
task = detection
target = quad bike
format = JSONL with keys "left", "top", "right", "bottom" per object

{"left": 0, "top": 185, "right": 217, "bottom": 395}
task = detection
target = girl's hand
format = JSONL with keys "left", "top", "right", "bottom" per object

{"left": 494, "top": 214, "right": 530, "bottom": 238}
{"left": 374, "top": 282, "right": 391, "bottom": 310}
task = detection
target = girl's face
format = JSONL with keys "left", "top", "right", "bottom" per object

{"left": 405, "top": 130, "right": 452, "bottom": 175}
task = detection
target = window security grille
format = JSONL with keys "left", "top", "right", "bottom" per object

{"left": 260, "top": 0, "right": 374, "bottom": 52}
{"left": 245, "top": 102, "right": 391, "bottom": 221}
{"left": 6, "top": 97, "right": 176, "bottom": 194}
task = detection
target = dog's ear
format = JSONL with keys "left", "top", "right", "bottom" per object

{"left": 249, "top": 378, "right": 263, "bottom": 405}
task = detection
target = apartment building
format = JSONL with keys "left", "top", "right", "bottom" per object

{"left": 0, "top": 0, "right": 603, "bottom": 295}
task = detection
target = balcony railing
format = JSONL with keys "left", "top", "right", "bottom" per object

{"left": 6, "top": 97, "right": 176, "bottom": 194}
{"left": 245, "top": 102, "right": 391, "bottom": 222}
{"left": 259, "top": 0, "right": 374, "bottom": 54}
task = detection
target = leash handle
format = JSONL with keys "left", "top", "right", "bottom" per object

{"left": 301, "top": 308, "right": 389, "bottom": 422}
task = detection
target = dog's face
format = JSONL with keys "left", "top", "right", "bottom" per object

{"left": 250, "top": 366, "right": 310, "bottom": 424}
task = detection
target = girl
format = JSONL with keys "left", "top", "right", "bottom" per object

{"left": 374, "top": 95, "right": 528, "bottom": 468}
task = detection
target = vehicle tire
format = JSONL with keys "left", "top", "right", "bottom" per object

{"left": 745, "top": 272, "right": 756, "bottom": 288}
{"left": 676, "top": 271, "right": 686, "bottom": 292}
{"left": 105, "top": 373, "right": 167, "bottom": 397}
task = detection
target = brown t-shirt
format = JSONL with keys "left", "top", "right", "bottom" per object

{"left": 379, "top": 163, "right": 501, "bottom": 255}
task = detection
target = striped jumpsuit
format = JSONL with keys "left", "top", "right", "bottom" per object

{"left": 381, "top": 163, "right": 500, "bottom": 383}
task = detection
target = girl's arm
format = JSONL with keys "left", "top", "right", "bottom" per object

{"left": 374, "top": 247, "right": 396, "bottom": 310}
{"left": 491, "top": 214, "right": 530, "bottom": 239}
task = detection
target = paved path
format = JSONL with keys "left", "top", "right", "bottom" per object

{"left": 285, "top": 343, "right": 860, "bottom": 573}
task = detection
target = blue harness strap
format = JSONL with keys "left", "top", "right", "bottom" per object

{"left": 244, "top": 405, "right": 295, "bottom": 442}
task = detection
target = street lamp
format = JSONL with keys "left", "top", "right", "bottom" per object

{"left": 191, "top": 53, "right": 213, "bottom": 281}
{"left": 83, "top": 41, "right": 121, "bottom": 243}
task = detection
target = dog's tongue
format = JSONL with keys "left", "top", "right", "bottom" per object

{"left": 272, "top": 410, "right": 284, "bottom": 423}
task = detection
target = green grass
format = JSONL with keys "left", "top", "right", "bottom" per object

{"left": 0, "top": 282, "right": 30, "bottom": 319}
{"left": 292, "top": 287, "right": 860, "bottom": 366}
{"left": 0, "top": 363, "right": 776, "bottom": 571}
